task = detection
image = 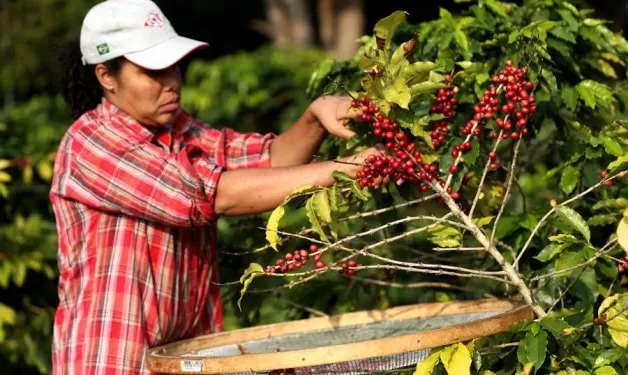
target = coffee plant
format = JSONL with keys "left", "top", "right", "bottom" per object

{"left": 236, "top": 1, "right": 628, "bottom": 374}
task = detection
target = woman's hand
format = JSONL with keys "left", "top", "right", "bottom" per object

{"left": 308, "top": 95, "right": 359, "bottom": 140}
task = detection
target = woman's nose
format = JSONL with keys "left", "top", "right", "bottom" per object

{"left": 162, "top": 65, "right": 182, "bottom": 90}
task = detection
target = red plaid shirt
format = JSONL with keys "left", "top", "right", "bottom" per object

{"left": 49, "top": 99, "right": 274, "bottom": 374}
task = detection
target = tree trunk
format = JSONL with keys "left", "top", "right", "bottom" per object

{"left": 284, "top": 0, "right": 315, "bottom": 47}
{"left": 263, "top": 0, "right": 291, "bottom": 46}
{"left": 331, "top": 0, "right": 364, "bottom": 60}
{"left": 260, "top": 0, "right": 364, "bottom": 59}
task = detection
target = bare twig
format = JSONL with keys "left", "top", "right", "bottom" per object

{"left": 432, "top": 246, "right": 485, "bottom": 252}
{"left": 478, "top": 342, "right": 520, "bottom": 355}
{"left": 489, "top": 136, "right": 522, "bottom": 246}
{"left": 349, "top": 276, "right": 498, "bottom": 298}
{"left": 426, "top": 179, "right": 546, "bottom": 317}
{"left": 580, "top": 303, "right": 628, "bottom": 331}
{"left": 340, "top": 194, "right": 439, "bottom": 222}
{"left": 269, "top": 216, "right": 506, "bottom": 279}
{"left": 515, "top": 171, "right": 626, "bottom": 269}
{"left": 531, "top": 239, "right": 618, "bottom": 281}
{"left": 272, "top": 296, "right": 329, "bottom": 317}
{"left": 227, "top": 194, "right": 438, "bottom": 256}
{"left": 468, "top": 130, "right": 505, "bottom": 220}
{"left": 547, "top": 268, "right": 586, "bottom": 314}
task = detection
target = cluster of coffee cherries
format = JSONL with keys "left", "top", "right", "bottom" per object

{"left": 487, "top": 60, "right": 536, "bottom": 138}
{"left": 617, "top": 255, "right": 628, "bottom": 274}
{"left": 338, "top": 259, "right": 362, "bottom": 277}
{"left": 351, "top": 97, "right": 462, "bottom": 200}
{"left": 356, "top": 154, "right": 417, "bottom": 189}
{"left": 600, "top": 169, "right": 614, "bottom": 187}
{"left": 454, "top": 60, "right": 536, "bottom": 167}
{"left": 264, "top": 245, "right": 326, "bottom": 274}
{"left": 429, "top": 75, "right": 458, "bottom": 150}
{"left": 269, "top": 368, "right": 295, "bottom": 375}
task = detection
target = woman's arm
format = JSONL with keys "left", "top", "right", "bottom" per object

{"left": 215, "top": 147, "right": 376, "bottom": 216}
{"left": 269, "top": 96, "right": 358, "bottom": 168}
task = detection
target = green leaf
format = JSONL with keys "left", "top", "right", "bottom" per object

{"left": 555, "top": 206, "right": 591, "bottom": 242}
{"left": 484, "top": 0, "right": 508, "bottom": 18}
{"left": 578, "top": 80, "right": 615, "bottom": 108}
{"left": 454, "top": 30, "right": 469, "bottom": 54}
{"left": 351, "top": 181, "right": 371, "bottom": 201}
{"left": 403, "top": 61, "right": 437, "bottom": 84}
{"left": 332, "top": 170, "right": 354, "bottom": 182}
{"left": 535, "top": 242, "right": 571, "bottom": 262}
{"left": 541, "top": 69, "right": 558, "bottom": 93}
{"left": 428, "top": 225, "right": 461, "bottom": 248}
{"left": 441, "top": 343, "right": 472, "bottom": 375}
{"left": 0, "top": 303, "right": 16, "bottom": 325}
{"left": 238, "top": 263, "right": 265, "bottom": 310}
{"left": 410, "top": 81, "right": 447, "bottom": 97}
{"left": 598, "top": 293, "right": 628, "bottom": 348}
{"left": 517, "top": 329, "right": 548, "bottom": 372}
{"left": 560, "top": 165, "right": 579, "bottom": 195}
{"left": 415, "top": 349, "right": 441, "bottom": 375}
{"left": 601, "top": 136, "right": 624, "bottom": 157}
{"left": 549, "top": 25, "right": 576, "bottom": 43}
{"left": 593, "top": 349, "right": 626, "bottom": 368}
{"left": 0, "top": 171, "right": 11, "bottom": 183}
{"left": 36, "top": 160, "right": 53, "bottom": 181}
{"left": 540, "top": 317, "right": 571, "bottom": 339}
{"left": 373, "top": 11, "right": 406, "bottom": 52}
{"left": 265, "top": 184, "right": 321, "bottom": 250}
{"left": 266, "top": 205, "right": 285, "bottom": 251}
{"left": 312, "top": 190, "right": 332, "bottom": 224}
{"left": 473, "top": 216, "right": 494, "bottom": 228}
{"left": 594, "top": 366, "right": 618, "bottom": 375}
{"left": 608, "top": 154, "right": 628, "bottom": 172}
{"left": 456, "top": 61, "right": 474, "bottom": 69}
{"left": 588, "top": 214, "right": 619, "bottom": 227}
{"left": 306, "top": 193, "right": 330, "bottom": 242}
{"left": 577, "top": 83, "right": 597, "bottom": 109}
{"left": 554, "top": 248, "right": 588, "bottom": 276}
{"left": 384, "top": 75, "right": 411, "bottom": 109}
{"left": 439, "top": 8, "right": 454, "bottom": 25}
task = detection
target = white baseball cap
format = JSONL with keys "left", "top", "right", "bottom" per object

{"left": 80, "top": 0, "right": 208, "bottom": 70}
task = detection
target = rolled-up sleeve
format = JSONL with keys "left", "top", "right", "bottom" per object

{"left": 189, "top": 119, "right": 276, "bottom": 170}
{"left": 58, "top": 122, "right": 222, "bottom": 227}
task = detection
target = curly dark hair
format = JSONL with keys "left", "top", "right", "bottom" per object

{"left": 54, "top": 38, "right": 125, "bottom": 120}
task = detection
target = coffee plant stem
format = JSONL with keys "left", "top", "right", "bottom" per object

{"left": 468, "top": 130, "right": 505, "bottom": 219}
{"left": 426, "top": 179, "right": 546, "bottom": 317}
{"left": 515, "top": 170, "right": 627, "bottom": 269}
{"left": 268, "top": 226, "right": 504, "bottom": 279}
{"left": 432, "top": 246, "right": 485, "bottom": 251}
{"left": 489, "top": 136, "right": 523, "bottom": 247}
{"left": 531, "top": 239, "right": 618, "bottom": 281}
{"left": 348, "top": 276, "right": 493, "bottom": 295}
{"left": 340, "top": 194, "right": 439, "bottom": 222}
{"left": 546, "top": 268, "right": 587, "bottom": 314}
{"left": 316, "top": 214, "right": 466, "bottom": 255}
{"left": 271, "top": 296, "right": 329, "bottom": 317}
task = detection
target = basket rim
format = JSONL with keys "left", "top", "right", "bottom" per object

{"left": 146, "top": 298, "right": 534, "bottom": 374}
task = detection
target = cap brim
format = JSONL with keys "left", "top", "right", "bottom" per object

{"left": 124, "top": 36, "right": 208, "bottom": 70}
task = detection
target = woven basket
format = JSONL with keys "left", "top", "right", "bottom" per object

{"left": 146, "top": 299, "right": 533, "bottom": 374}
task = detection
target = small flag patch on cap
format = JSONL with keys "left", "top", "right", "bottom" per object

{"left": 96, "top": 43, "right": 110, "bottom": 55}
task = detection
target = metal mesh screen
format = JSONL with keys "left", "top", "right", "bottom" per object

{"left": 182, "top": 311, "right": 501, "bottom": 375}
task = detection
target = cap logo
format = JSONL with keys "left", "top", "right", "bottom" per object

{"left": 96, "top": 43, "right": 110, "bottom": 55}
{"left": 144, "top": 12, "right": 165, "bottom": 28}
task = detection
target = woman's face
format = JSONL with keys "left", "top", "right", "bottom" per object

{"left": 97, "top": 60, "right": 183, "bottom": 127}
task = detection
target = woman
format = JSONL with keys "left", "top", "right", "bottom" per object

{"left": 50, "top": 0, "right": 377, "bottom": 373}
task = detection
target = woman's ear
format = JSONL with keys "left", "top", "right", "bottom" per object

{"left": 94, "top": 63, "right": 117, "bottom": 93}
